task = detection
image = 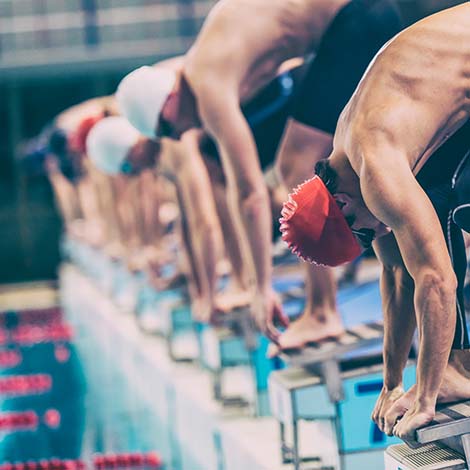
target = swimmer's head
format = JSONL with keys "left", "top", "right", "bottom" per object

{"left": 117, "top": 65, "right": 199, "bottom": 140}
{"left": 68, "top": 114, "right": 105, "bottom": 155}
{"left": 86, "top": 116, "right": 158, "bottom": 176}
{"left": 280, "top": 175, "right": 361, "bottom": 266}
{"left": 45, "top": 113, "right": 104, "bottom": 183}
{"left": 280, "top": 160, "right": 389, "bottom": 265}
{"left": 117, "top": 66, "right": 177, "bottom": 139}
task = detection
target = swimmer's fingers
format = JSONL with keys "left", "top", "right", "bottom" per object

{"left": 265, "top": 321, "right": 281, "bottom": 344}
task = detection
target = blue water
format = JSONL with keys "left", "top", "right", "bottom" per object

{"left": 0, "top": 338, "right": 85, "bottom": 461}
{"left": 0, "top": 310, "right": 170, "bottom": 466}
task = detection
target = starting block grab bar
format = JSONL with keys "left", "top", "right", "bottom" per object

{"left": 386, "top": 401, "right": 470, "bottom": 470}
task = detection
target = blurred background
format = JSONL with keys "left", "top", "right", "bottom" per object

{"left": 0, "top": 0, "right": 460, "bottom": 285}
{"left": 0, "top": 1, "right": 468, "bottom": 469}
{"left": 0, "top": 0, "right": 217, "bottom": 283}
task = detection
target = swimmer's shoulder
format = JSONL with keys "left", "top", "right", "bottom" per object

{"left": 56, "top": 96, "right": 114, "bottom": 131}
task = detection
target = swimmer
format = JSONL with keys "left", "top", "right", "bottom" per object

{"left": 117, "top": 0, "right": 403, "bottom": 344}
{"left": 44, "top": 97, "right": 118, "bottom": 246}
{"left": 280, "top": 3, "right": 470, "bottom": 442}
{"left": 87, "top": 116, "right": 225, "bottom": 322}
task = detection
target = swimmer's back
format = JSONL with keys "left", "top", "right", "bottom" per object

{"left": 337, "top": 2, "right": 470, "bottom": 172}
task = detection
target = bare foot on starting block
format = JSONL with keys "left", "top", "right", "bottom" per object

{"left": 209, "top": 290, "right": 252, "bottom": 325}
{"left": 214, "top": 290, "right": 252, "bottom": 315}
{"left": 267, "top": 308, "right": 344, "bottom": 357}
{"left": 127, "top": 251, "right": 148, "bottom": 273}
{"left": 104, "top": 242, "right": 125, "bottom": 261}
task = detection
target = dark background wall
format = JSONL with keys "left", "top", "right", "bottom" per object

{"left": 0, "top": 74, "right": 124, "bottom": 284}
{"left": 0, "top": 0, "right": 212, "bottom": 284}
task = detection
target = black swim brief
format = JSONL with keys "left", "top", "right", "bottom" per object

{"left": 290, "top": 0, "right": 403, "bottom": 134}
{"left": 417, "top": 121, "right": 470, "bottom": 349}
{"left": 452, "top": 148, "right": 470, "bottom": 233}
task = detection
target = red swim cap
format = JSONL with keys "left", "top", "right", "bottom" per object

{"left": 280, "top": 176, "right": 361, "bottom": 266}
{"left": 69, "top": 113, "right": 105, "bottom": 154}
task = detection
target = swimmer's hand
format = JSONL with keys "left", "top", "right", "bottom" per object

{"left": 372, "top": 385, "right": 406, "bottom": 435}
{"left": 252, "top": 288, "right": 289, "bottom": 343}
{"left": 393, "top": 402, "right": 435, "bottom": 448}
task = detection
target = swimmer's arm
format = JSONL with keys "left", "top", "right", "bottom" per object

{"left": 373, "top": 234, "right": 416, "bottom": 392}
{"left": 361, "top": 153, "right": 457, "bottom": 411}
{"left": 177, "top": 130, "right": 223, "bottom": 313}
{"left": 198, "top": 92, "right": 272, "bottom": 294}
{"left": 46, "top": 159, "right": 81, "bottom": 228}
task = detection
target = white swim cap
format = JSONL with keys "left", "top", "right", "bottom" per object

{"left": 116, "top": 66, "right": 177, "bottom": 139}
{"left": 86, "top": 116, "right": 141, "bottom": 175}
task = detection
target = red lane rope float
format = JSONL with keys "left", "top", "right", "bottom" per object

{"left": 54, "top": 345, "right": 71, "bottom": 363}
{"left": 43, "top": 409, "right": 61, "bottom": 429}
{"left": 93, "top": 452, "right": 163, "bottom": 469}
{"left": 0, "top": 350, "right": 22, "bottom": 368}
{"left": 0, "top": 324, "right": 74, "bottom": 346}
{"left": 0, "top": 374, "right": 52, "bottom": 396}
{"left": 0, "top": 459, "right": 85, "bottom": 470}
{"left": 0, "top": 411, "right": 38, "bottom": 431}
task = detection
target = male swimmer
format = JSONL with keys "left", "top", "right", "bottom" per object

{"left": 280, "top": 3, "right": 470, "bottom": 442}
{"left": 116, "top": 0, "right": 403, "bottom": 346}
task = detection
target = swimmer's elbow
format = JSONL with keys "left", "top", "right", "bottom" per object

{"left": 416, "top": 269, "right": 457, "bottom": 300}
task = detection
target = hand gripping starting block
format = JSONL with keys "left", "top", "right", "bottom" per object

{"left": 386, "top": 401, "right": 470, "bottom": 470}
{"left": 269, "top": 322, "right": 416, "bottom": 470}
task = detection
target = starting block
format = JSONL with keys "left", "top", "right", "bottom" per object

{"left": 279, "top": 321, "right": 385, "bottom": 402}
{"left": 386, "top": 401, "right": 470, "bottom": 470}
{"left": 270, "top": 359, "right": 416, "bottom": 470}
{"left": 269, "top": 321, "right": 416, "bottom": 470}
{"left": 196, "top": 308, "right": 270, "bottom": 414}
{"left": 137, "top": 285, "right": 197, "bottom": 363}
{"left": 196, "top": 280, "right": 306, "bottom": 416}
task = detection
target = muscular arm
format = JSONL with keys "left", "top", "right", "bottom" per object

{"left": 175, "top": 131, "right": 223, "bottom": 319}
{"left": 197, "top": 90, "right": 289, "bottom": 336}
{"left": 376, "top": 234, "right": 416, "bottom": 388}
{"left": 372, "top": 232, "right": 417, "bottom": 433}
{"left": 198, "top": 92, "right": 271, "bottom": 295}
{"left": 360, "top": 147, "right": 456, "bottom": 430}
{"left": 45, "top": 157, "right": 82, "bottom": 230}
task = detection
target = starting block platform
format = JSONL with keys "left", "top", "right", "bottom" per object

{"left": 138, "top": 284, "right": 197, "bottom": 363}
{"left": 280, "top": 321, "right": 384, "bottom": 403}
{"left": 386, "top": 401, "right": 470, "bottom": 470}
{"left": 269, "top": 277, "right": 419, "bottom": 470}
{"left": 66, "top": 239, "right": 199, "bottom": 363}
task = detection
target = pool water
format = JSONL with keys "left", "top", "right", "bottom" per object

{"left": 0, "top": 305, "right": 166, "bottom": 467}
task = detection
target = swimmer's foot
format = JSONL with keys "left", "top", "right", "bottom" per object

{"left": 382, "top": 355, "right": 470, "bottom": 436}
{"left": 210, "top": 290, "right": 253, "bottom": 325}
{"left": 267, "top": 309, "right": 344, "bottom": 357}
{"left": 104, "top": 242, "right": 125, "bottom": 261}
{"left": 127, "top": 251, "right": 147, "bottom": 273}
{"left": 214, "top": 290, "right": 252, "bottom": 314}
